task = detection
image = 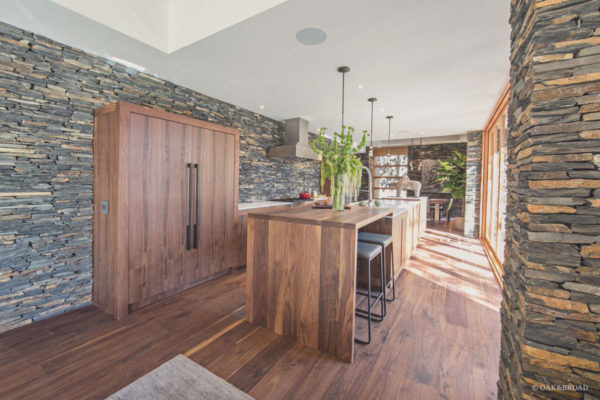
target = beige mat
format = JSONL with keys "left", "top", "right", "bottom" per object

{"left": 107, "top": 355, "right": 253, "bottom": 400}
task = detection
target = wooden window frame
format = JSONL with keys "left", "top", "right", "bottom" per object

{"left": 480, "top": 83, "right": 509, "bottom": 288}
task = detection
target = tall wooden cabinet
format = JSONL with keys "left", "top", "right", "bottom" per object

{"left": 93, "top": 102, "right": 239, "bottom": 319}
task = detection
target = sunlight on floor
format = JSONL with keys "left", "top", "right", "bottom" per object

{"left": 405, "top": 229, "right": 501, "bottom": 312}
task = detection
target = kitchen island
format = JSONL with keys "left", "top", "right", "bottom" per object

{"left": 246, "top": 202, "right": 422, "bottom": 362}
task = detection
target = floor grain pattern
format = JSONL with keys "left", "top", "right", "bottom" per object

{"left": 0, "top": 229, "right": 501, "bottom": 400}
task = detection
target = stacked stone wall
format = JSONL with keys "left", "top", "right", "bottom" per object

{"left": 499, "top": 1, "right": 600, "bottom": 398}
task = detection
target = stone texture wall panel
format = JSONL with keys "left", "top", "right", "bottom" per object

{"left": 408, "top": 142, "right": 467, "bottom": 217}
{"left": 465, "top": 130, "right": 482, "bottom": 238}
{"left": 500, "top": 0, "right": 600, "bottom": 398}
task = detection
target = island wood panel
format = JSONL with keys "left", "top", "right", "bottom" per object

{"left": 318, "top": 224, "right": 356, "bottom": 362}
{"left": 269, "top": 221, "right": 321, "bottom": 348}
{"left": 233, "top": 213, "right": 249, "bottom": 268}
{"left": 246, "top": 216, "right": 357, "bottom": 363}
{"left": 232, "top": 204, "right": 293, "bottom": 268}
{"left": 93, "top": 101, "right": 239, "bottom": 318}
{"left": 403, "top": 204, "right": 420, "bottom": 257}
{"left": 246, "top": 216, "right": 269, "bottom": 327}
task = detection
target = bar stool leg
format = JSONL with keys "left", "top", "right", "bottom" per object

{"left": 386, "top": 245, "right": 396, "bottom": 302}
{"left": 355, "top": 258, "right": 372, "bottom": 345}
{"left": 380, "top": 250, "right": 386, "bottom": 317}
{"left": 367, "top": 259, "right": 372, "bottom": 344}
{"left": 379, "top": 252, "right": 385, "bottom": 318}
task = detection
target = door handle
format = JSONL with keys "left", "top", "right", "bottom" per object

{"left": 194, "top": 163, "right": 199, "bottom": 249}
{"left": 186, "top": 163, "right": 192, "bottom": 251}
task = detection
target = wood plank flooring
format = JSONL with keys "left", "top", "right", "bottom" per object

{"left": 0, "top": 229, "right": 501, "bottom": 400}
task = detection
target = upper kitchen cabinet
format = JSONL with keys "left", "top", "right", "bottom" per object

{"left": 93, "top": 102, "right": 239, "bottom": 319}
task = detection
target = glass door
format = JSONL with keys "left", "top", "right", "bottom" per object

{"left": 481, "top": 84, "right": 509, "bottom": 281}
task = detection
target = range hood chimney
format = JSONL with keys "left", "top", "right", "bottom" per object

{"left": 268, "top": 118, "right": 322, "bottom": 161}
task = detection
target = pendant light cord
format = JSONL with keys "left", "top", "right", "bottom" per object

{"left": 387, "top": 115, "right": 393, "bottom": 156}
{"left": 367, "top": 97, "right": 377, "bottom": 158}
{"left": 341, "top": 71, "right": 345, "bottom": 129}
{"left": 370, "top": 101, "right": 374, "bottom": 148}
{"left": 337, "top": 66, "right": 350, "bottom": 130}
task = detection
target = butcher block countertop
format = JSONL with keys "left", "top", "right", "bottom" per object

{"left": 248, "top": 204, "right": 393, "bottom": 228}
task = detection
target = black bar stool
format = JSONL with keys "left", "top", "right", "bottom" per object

{"left": 355, "top": 241, "right": 385, "bottom": 345}
{"left": 358, "top": 232, "right": 395, "bottom": 306}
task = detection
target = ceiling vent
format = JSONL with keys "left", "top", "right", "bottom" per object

{"left": 268, "top": 118, "right": 321, "bottom": 161}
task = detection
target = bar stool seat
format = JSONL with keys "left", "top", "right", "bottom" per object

{"left": 358, "top": 232, "right": 392, "bottom": 247}
{"left": 357, "top": 241, "right": 382, "bottom": 260}
{"left": 358, "top": 232, "right": 396, "bottom": 304}
{"left": 355, "top": 241, "right": 385, "bottom": 345}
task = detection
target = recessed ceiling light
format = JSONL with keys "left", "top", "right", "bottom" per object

{"left": 358, "top": 84, "right": 364, "bottom": 90}
{"left": 259, "top": 105, "right": 265, "bottom": 109}
{"left": 296, "top": 28, "right": 327, "bottom": 46}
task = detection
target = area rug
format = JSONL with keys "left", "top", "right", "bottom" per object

{"left": 107, "top": 355, "right": 253, "bottom": 400}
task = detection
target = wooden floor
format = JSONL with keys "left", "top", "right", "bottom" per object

{"left": 0, "top": 229, "right": 501, "bottom": 400}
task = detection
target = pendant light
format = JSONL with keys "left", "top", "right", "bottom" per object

{"left": 337, "top": 66, "right": 350, "bottom": 129}
{"left": 368, "top": 98, "right": 377, "bottom": 150}
{"left": 386, "top": 115, "right": 393, "bottom": 156}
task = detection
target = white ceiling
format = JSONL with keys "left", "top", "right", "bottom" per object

{"left": 50, "top": 0, "right": 289, "bottom": 54}
{"left": 1, "top": 0, "right": 510, "bottom": 140}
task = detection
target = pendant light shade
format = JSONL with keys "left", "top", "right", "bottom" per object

{"left": 386, "top": 115, "right": 393, "bottom": 156}
{"left": 337, "top": 66, "right": 350, "bottom": 129}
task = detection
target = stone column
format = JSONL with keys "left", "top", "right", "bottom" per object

{"left": 500, "top": 0, "right": 600, "bottom": 398}
{"left": 465, "top": 130, "right": 482, "bottom": 238}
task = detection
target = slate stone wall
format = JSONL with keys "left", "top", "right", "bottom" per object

{"left": 408, "top": 142, "right": 467, "bottom": 217}
{"left": 499, "top": 1, "right": 600, "bottom": 398}
{"left": 0, "top": 21, "right": 320, "bottom": 332}
{"left": 465, "top": 131, "right": 482, "bottom": 238}
{"left": 358, "top": 151, "right": 371, "bottom": 201}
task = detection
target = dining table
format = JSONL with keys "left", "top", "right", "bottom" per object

{"left": 429, "top": 198, "right": 449, "bottom": 224}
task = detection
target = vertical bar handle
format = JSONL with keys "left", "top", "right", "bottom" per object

{"left": 194, "top": 163, "right": 199, "bottom": 249}
{"left": 186, "top": 163, "right": 192, "bottom": 251}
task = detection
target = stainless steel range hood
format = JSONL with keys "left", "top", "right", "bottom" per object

{"left": 268, "top": 118, "right": 322, "bottom": 161}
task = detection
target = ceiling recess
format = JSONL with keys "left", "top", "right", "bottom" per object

{"left": 50, "top": 0, "right": 289, "bottom": 53}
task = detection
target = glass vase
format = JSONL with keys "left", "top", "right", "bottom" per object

{"left": 331, "top": 173, "right": 346, "bottom": 211}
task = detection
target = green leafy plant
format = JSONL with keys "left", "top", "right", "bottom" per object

{"left": 311, "top": 126, "right": 368, "bottom": 210}
{"left": 436, "top": 151, "right": 466, "bottom": 215}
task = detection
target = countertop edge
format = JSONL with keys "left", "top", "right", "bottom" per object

{"left": 248, "top": 206, "right": 394, "bottom": 229}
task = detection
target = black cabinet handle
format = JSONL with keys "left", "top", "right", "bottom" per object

{"left": 186, "top": 163, "right": 192, "bottom": 251}
{"left": 194, "top": 163, "right": 199, "bottom": 249}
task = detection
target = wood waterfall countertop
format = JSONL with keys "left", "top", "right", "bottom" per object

{"left": 248, "top": 204, "right": 393, "bottom": 228}
{"left": 245, "top": 202, "right": 407, "bottom": 363}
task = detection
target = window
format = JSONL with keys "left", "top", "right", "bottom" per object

{"left": 481, "top": 84, "right": 509, "bottom": 282}
{"left": 372, "top": 147, "right": 408, "bottom": 198}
